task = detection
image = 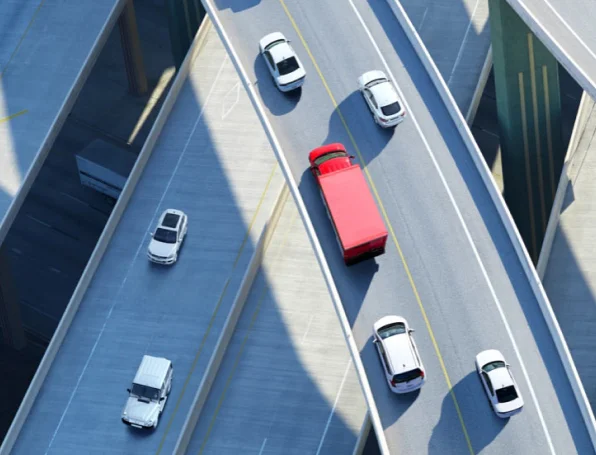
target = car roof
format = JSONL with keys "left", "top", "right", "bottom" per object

{"left": 369, "top": 80, "right": 399, "bottom": 108}
{"left": 269, "top": 41, "right": 295, "bottom": 64}
{"left": 383, "top": 332, "right": 418, "bottom": 375}
{"left": 133, "top": 355, "right": 171, "bottom": 389}
{"left": 487, "top": 366, "right": 514, "bottom": 389}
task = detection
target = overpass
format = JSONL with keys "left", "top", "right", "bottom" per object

{"left": 1, "top": 0, "right": 595, "bottom": 454}
{"left": 203, "top": 0, "right": 595, "bottom": 453}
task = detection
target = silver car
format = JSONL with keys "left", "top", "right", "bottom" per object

{"left": 122, "top": 355, "right": 173, "bottom": 429}
{"left": 373, "top": 315, "right": 425, "bottom": 394}
{"left": 475, "top": 349, "right": 524, "bottom": 418}
{"left": 147, "top": 208, "right": 188, "bottom": 265}
{"left": 358, "top": 70, "right": 406, "bottom": 127}
{"left": 259, "top": 32, "right": 306, "bottom": 92}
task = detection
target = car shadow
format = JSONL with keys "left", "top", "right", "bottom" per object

{"left": 253, "top": 54, "right": 301, "bottom": 116}
{"left": 212, "top": 0, "right": 261, "bottom": 13}
{"left": 321, "top": 91, "right": 395, "bottom": 168}
{"left": 429, "top": 371, "right": 507, "bottom": 454}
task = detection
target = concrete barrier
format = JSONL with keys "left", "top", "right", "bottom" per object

{"left": 352, "top": 412, "right": 372, "bottom": 455}
{"left": 0, "top": 17, "right": 214, "bottom": 455}
{"left": 386, "top": 0, "right": 596, "bottom": 449}
{"left": 200, "top": 2, "right": 391, "bottom": 453}
{"left": 172, "top": 183, "right": 289, "bottom": 455}
{"left": 537, "top": 92, "right": 595, "bottom": 278}
{"left": 466, "top": 48, "right": 493, "bottom": 125}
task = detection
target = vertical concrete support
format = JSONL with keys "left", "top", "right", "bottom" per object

{"left": 489, "top": 0, "right": 564, "bottom": 263}
{"left": 119, "top": 0, "right": 148, "bottom": 96}
{"left": 0, "top": 247, "right": 25, "bottom": 350}
{"left": 167, "top": 0, "right": 206, "bottom": 69}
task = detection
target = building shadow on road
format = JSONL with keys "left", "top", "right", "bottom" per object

{"left": 213, "top": 0, "right": 261, "bottom": 13}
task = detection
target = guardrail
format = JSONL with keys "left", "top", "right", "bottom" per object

{"left": 200, "top": 2, "right": 391, "bottom": 454}
{"left": 537, "top": 92, "right": 594, "bottom": 277}
{"left": 386, "top": 0, "right": 596, "bottom": 450}
{"left": 173, "top": 184, "right": 289, "bottom": 454}
{"left": 0, "top": 15, "right": 214, "bottom": 455}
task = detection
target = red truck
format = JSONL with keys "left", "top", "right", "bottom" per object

{"left": 308, "top": 143, "right": 388, "bottom": 265}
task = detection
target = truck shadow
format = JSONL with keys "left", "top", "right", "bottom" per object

{"left": 297, "top": 167, "right": 380, "bottom": 327}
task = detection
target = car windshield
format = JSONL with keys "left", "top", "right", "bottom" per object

{"left": 154, "top": 228, "right": 177, "bottom": 244}
{"left": 381, "top": 101, "right": 402, "bottom": 116}
{"left": 496, "top": 385, "right": 519, "bottom": 403}
{"left": 313, "top": 151, "right": 347, "bottom": 167}
{"left": 482, "top": 360, "right": 506, "bottom": 373}
{"left": 265, "top": 39, "right": 285, "bottom": 51}
{"left": 131, "top": 383, "right": 160, "bottom": 400}
{"left": 366, "top": 78, "right": 386, "bottom": 88}
{"left": 378, "top": 322, "right": 406, "bottom": 339}
{"left": 277, "top": 57, "right": 299, "bottom": 76}
{"left": 394, "top": 368, "right": 423, "bottom": 383}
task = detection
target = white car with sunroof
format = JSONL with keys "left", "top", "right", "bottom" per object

{"left": 475, "top": 349, "right": 524, "bottom": 418}
{"left": 259, "top": 32, "right": 306, "bottom": 92}
{"left": 373, "top": 315, "right": 425, "bottom": 394}
{"left": 147, "top": 209, "right": 188, "bottom": 265}
{"left": 358, "top": 70, "right": 406, "bottom": 127}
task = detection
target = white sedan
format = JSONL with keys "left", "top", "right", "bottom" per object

{"left": 357, "top": 70, "right": 406, "bottom": 127}
{"left": 475, "top": 349, "right": 524, "bottom": 418}
{"left": 259, "top": 32, "right": 306, "bottom": 93}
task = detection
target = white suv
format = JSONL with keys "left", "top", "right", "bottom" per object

{"left": 147, "top": 209, "right": 188, "bottom": 265}
{"left": 373, "top": 315, "right": 425, "bottom": 394}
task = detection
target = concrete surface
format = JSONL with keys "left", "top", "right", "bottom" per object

{"left": 210, "top": 0, "right": 594, "bottom": 452}
{"left": 184, "top": 193, "right": 368, "bottom": 455}
{"left": 542, "top": 100, "right": 596, "bottom": 416}
{"left": 10, "top": 23, "right": 286, "bottom": 455}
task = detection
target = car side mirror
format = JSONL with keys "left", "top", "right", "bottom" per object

{"left": 150, "top": 232, "right": 154, "bottom": 237}
{"left": 349, "top": 155, "right": 355, "bottom": 159}
{"left": 372, "top": 338, "right": 377, "bottom": 343}
{"left": 408, "top": 328, "right": 415, "bottom": 333}
{"left": 160, "top": 397, "right": 165, "bottom": 401}
{"left": 287, "top": 39, "right": 291, "bottom": 43}
{"left": 127, "top": 388, "right": 131, "bottom": 393}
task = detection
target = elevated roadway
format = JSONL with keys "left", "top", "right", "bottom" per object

{"left": 0, "top": 0, "right": 127, "bottom": 245}
{"left": 207, "top": 0, "right": 594, "bottom": 453}
{"left": 503, "top": 0, "right": 596, "bottom": 99}
{"left": 540, "top": 95, "right": 596, "bottom": 417}
{"left": 183, "top": 192, "right": 367, "bottom": 455}
{"left": 6, "top": 21, "right": 287, "bottom": 455}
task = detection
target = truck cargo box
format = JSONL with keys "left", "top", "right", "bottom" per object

{"left": 319, "top": 164, "right": 388, "bottom": 263}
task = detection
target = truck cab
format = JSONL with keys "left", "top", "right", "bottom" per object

{"left": 308, "top": 143, "right": 354, "bottom": 177}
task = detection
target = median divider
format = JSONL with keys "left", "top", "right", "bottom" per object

{"left": 386, "top": 0, "right": 596, "bottom": 448}
{"left": 537, "top": 92, "right": 595, "bottom": 278}
{"left": 173, "top": 183, "right": 289, "bottom": 455}
{"left": 0, "top": 17, "right": 214, "bottom": 455}
{"left": 201, "top": 2, "right": 391, "bottom": 454}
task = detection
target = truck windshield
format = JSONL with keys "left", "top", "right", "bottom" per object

{"left": 313, "top": 151, "right": 347, "bottom": 167}
{"left": 154, "top": 228, "right": 177, "bottom": 244}
{"left": 131, "top": 383, "right": 160, "bottom": 400}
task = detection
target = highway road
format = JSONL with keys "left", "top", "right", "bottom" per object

{"left": 504, "top": 0, "right": 596, "bottom": 100}
{"left": 208, "top": 0, "right": 594, "bottom": 453}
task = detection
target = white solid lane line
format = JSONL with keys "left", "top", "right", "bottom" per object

{"left": 346, "top": 0, "right": 555, "bottom": 452}
{"left": 43, "top": 54, "right": 230, "bottom": 455}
